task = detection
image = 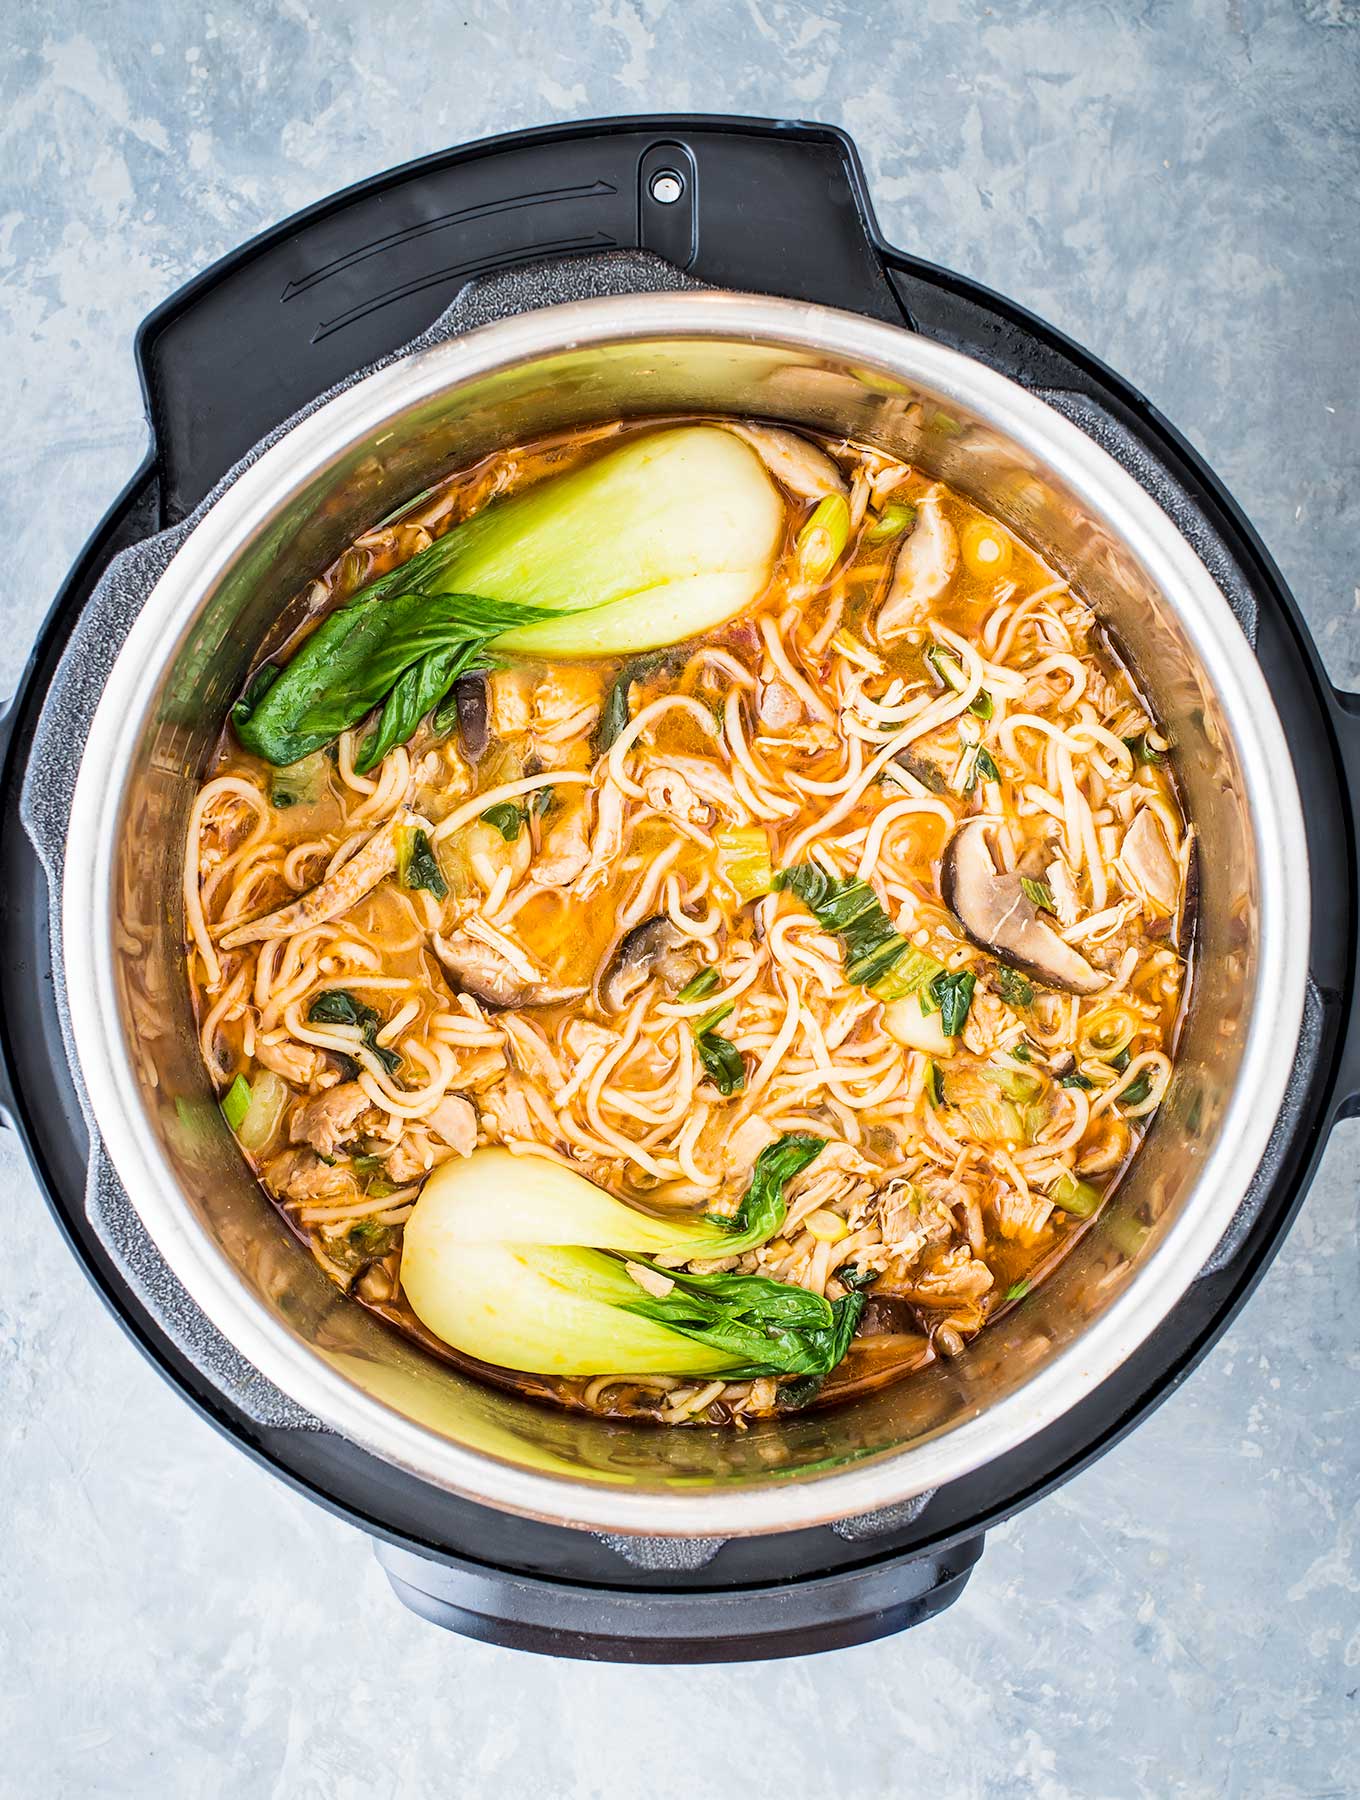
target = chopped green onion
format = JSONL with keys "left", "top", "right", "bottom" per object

{"left": 834, "top": 1264, "right": 879, "bottom": 1291}
{"left": 1020, "top": 876, "right": 1057, "bottom": 914}
{"left": 863, "top": 500, "right": 916, "bottom": 542}
{"left": 271, "top": 788, "right": 297, "bottom": 808}
{"left": 1049, "top": 1171, "right": 1102, "bottom": 1217}
{"left": 531, "top": 785, "right": 555, "bottom": 818}
{"left": 796, "top": 493, "right": 852, "bottom": 582}
{"left": 480, "top": 801, "right": 524, "bottom": 841}
{"left": 924, "top": 1061, "right": 944, "bottom": 1107}
{"left": 1108, "top": 1046, "right": 1132, "bottom": 1074}
{"left": 1060, "top": 1071, "right": 1094, "bottom": 1090}
{"left": 694, "top": 1002, "right": 735, "bottom": 1036}
{"left": 995, "top": 965, "right": 1034, "bottom": 1008}
{"left": 677, "top": 969, "right": 720, "bottom": 1003}
{"left": 715, "top": 825, "right": 774, "bottom": 902}
{"left": 927, "top": 644, "right": 967, "bottom": 693}
{"left": 220, "top": 1075, "right": 252, "bottom": 1131}
{"left": 1005, "top": 1279, "right": 1031, "bottom": 1301}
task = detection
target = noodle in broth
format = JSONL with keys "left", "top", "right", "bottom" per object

{"left": 185, "top": 419, "right": 1191, "bottom": 1426}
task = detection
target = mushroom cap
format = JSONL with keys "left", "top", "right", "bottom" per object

{"left": 597, "top": 916, "right": 699, "bottom": 1014}
{"left": 940, "top": 819, "right": 1106, "bottom": 996}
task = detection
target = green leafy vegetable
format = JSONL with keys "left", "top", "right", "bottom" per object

{"left": 995, "top": 965, "right": 1034, "bottom": 1008}
{"left": 774, "top": 863, "right": 910, "bottom": 991}
{"left": 696, "top": 1032, "right": 745, "bottom": 1097}
{"left": 307, "top": 989, "right": 402, "bottom": 1077}
{"left": 834, "top": 1263, "right": 879, "bottom": 1291}
{"left": 398, "top": 826, "right": 448, "bottom": 899}
{"left": 928, "top": 969, "right": 976, "bottom": 1037}
{"left": 970, "top": 690, "right": 995, "bottom": 721}
{"left": 1012, "top": 1042, "right": 1033, "bottom": 1063}
{"left": 398, "top": 1143, "right": 858, "bottom": 1380}
{"left": 975, "top": 745, "right": 1000, "bottom": 780}
{"left": 220, "top": 1074, "right": 252, "bottom": 1131}
{"left": 1020, "top": 876, "right": 1057, "bottom": 914}
{"left": 235, "top": 427, "right": 783, "bottom": 769}
{"left": 531, "top": 785, "right": 555, "bottom": 818}
{"left": 1119, "top": 1069, "right": 1154, "bottom": 1107}
{"left": 707, "top": 1133, "right": 826, "bottom": 1246}
{"left": 1108, "top": 1046, "right": 1132, "bottom": 1074}
{"left": 924, "top": 1060, "right": 944, "bottom": 1107}
{"left": 235, "top": 591, "right": 544, "bottom": 770}
{"left": 1123, "top": 732, "right": 1166, "bottom": 764}
{"left": 676, "top": 969, "right": 720, "bottom": 1003}
{"left": 1059, "top": 1071, "right": 1094, "bottom": 1090}
{"left": 480, "top": 801, "right": 525, "bottom": 841}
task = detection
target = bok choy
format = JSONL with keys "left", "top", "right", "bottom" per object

{"left": 399, "top": 1138, "right": 866, "bottom": 1380}
{"left": 234, "top": 427, "right": 782, "bottom": 770}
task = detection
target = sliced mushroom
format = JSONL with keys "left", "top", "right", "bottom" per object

{"left": 1116, "top": 808, "right": 1180, "bottom": 916}
{"left": 940, "top": 819, "right": 1106, "bottom": 996}
{"left": 453, "top": 674, "right": 489, "bottom": 761}
{"left": 598, "top": 917, "right": 702, "bottom": 1014}
{"left": 877, "top": 487, "right": 959, "bottom": 641}
{"left": 219, "top": 809, "right": 412, "bottom": 949}
{"left": 726, "top": 424, "right": 847, "bottom": 501}
{"left": 889, "top": 748, "right": 949, "bottom": 795}
{"left": 432, "top": 930, "right": 586, "bottom": 1010}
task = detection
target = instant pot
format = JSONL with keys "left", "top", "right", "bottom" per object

{"left": 2, "top": 117, "right": 1357, "bottom": 1662}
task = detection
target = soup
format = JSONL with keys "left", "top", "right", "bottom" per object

{"left": 184, "top": 418, "right": 1191, "bottom": 1426}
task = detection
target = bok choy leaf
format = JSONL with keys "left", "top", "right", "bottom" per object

{"left": 399, "top": 1140, "right": 854, "bottom": 1380}
{"left": 234, "top": 427, "right": 783, "bottom": 770}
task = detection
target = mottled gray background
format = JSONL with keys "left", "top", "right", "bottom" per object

{"left": 2, "top": 1, "right": 1358, "bottom": 1795}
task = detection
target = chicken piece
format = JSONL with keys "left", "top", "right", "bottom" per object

{"left": 1045, "top": 856, "right": 1084, "bottom": 929}
{"left": 726, "top": 424, "right": 847, "bottom": 500}
{"left": 961, "top": 987, "right": 1020, "bottom": 1057}
{"left": 757, "top": 677, "right": 804, "bottom": 732}
{"left": 532, "top": 667, "right": 605, "bottom": 771}
{"left": 532, "top": 796, "right": 593, "bottom": 888}
{"left": 991, "top": 1186, "right": 1054, "bottom": 1246}
{"left": 487, "top": 668, "right": 534, "bottom": 739}
{"left": 433, "top": 928, "right": 587, "bottom": 1010}
{"left": 288, "top": 1081, "right": 371, "bottom": 1159}
{"left": 254, "top": 1037, "right": 323, "bottom": 1087}
{"left": 722, "top": 1114, "right": 778, "bottom": 1177}
{"left": 500, "top": 1014, "right": 564, "bottom": 1086}
{"left": 876, "top": 488, "right": 958, "bottom": 640}
{"left": 574, "top": 783, "right": 628, "bottom": 897}
{"left": 642, "top": 766, "right": 713, "bottom": 826}
{"left": 1116, "top": 809, "right": 1180, "bottom": 917}
{"left": 879, "top": 1241, "right": 994, "bottom": 1304}
{"left": 426, "top": 1094, "right": 477, "bottom": 1155}
{"left": 219, "top": 810, "right": 413, "bottom": 949}
{"left": 266, "top": 1147, "right": 359, "bottom": 1204}
{"left": 386, "top": 1130, "right": 446, "bottom": 1184}
{"left": 876, "top": 1178, "right": 956, "bottom": 1264}
{"left": 640, "top": 754, "right": 744, "bottom": 820}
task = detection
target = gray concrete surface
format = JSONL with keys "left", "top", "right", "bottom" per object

{"left": 1, "top": 2, "right": 1357, "bottom": 1795}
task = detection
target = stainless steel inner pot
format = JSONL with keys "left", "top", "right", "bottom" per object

{"left": 61, "top": 292, "right": 1309, "bottom": 1536}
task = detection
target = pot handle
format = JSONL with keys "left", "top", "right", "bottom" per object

{"left": 1329, "top": 684, "right": 1360, "bottom": 1118}
{"left": 0, "top": 692, "right": 19, "bottom": 1133}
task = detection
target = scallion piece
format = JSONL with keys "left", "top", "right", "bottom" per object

{"left": 795, "top": 493, "right": 852, "bottom": 582}
{"left": 676, "top": 968, "right": 720, "bottom": 1004}
{"left": 220, "top": 1075, "right": 252, "bottom": 1132}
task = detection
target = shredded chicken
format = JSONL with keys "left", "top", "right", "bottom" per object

{"left": 288, "top": 1081, "right": 370, "bottom": 1159}
{"left": 265, "top": 1147, "right": 359, "bottom": 1204}
{"left": 219, "top": 810, "right": 414, "bottom": 949}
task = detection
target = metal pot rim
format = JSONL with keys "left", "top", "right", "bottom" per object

{"left": 62, "top": 291, "right": 1310, "bottom": 1536}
